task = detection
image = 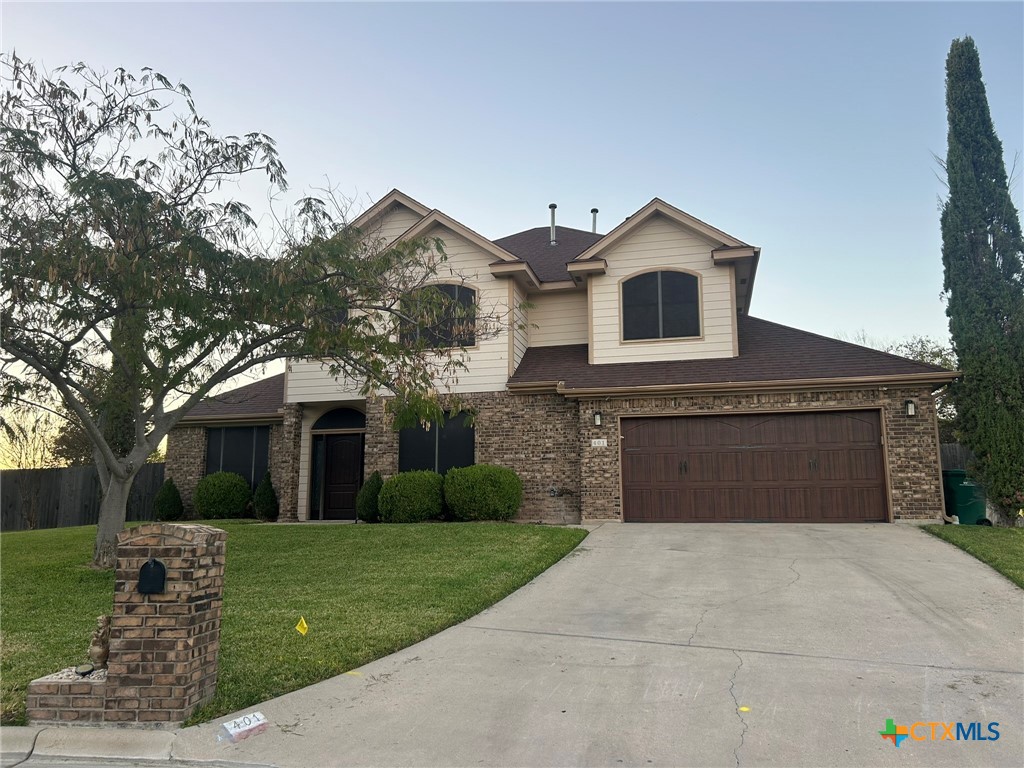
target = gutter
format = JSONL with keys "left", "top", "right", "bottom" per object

{"left": 177, "top": 412, "right": 284, "bottom": 426}
{"left": 508, "top": 371, "right": 959, "bottom": 398}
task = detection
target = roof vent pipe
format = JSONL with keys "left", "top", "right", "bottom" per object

{"left": 591, "top": 208, "right": 599, "bottom": 234}
{"left": 549, "top": 203, "right": 558, "bottom": 245}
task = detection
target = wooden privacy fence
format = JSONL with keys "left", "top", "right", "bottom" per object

{"left": 940, "top": 443, "right": 975, "bottom": 471}
{"left": 0, "top": 463, "right": 164, "bottom": 531}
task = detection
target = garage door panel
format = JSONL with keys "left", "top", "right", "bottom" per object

{"left": 622, "top": 411, "right": 887, "bottom": 523}
{"left": 652, "top": 453, "right": 681, "bottom": 483}
{"left": 685, "top": 489, "right": 717, "bottom": 520}
{"left": 624, "top": 488, "right": 653, "bottom": 521}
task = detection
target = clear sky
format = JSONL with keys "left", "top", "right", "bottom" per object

{"left": 3, "top": 1, "right": 1022, "bottom": 346}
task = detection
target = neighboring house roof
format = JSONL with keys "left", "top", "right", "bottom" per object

{"left": 494, "top": 226, "right": 604, "bottom": 283}
{"left": 181, "top": 374, "right": 286, "bottom": 422}
{"left": 508, "top": 316, "right": 957, "bottom": 394}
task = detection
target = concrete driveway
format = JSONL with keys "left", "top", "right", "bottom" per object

{"left": 173, "top": 523, "right": 1023, "bottom": 767}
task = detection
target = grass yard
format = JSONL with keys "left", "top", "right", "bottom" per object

{"left": 0, "top": 521, "right": 587, "bottom": 725}
{"left": 923, "top": 524, "right": 1024, "bottom": 589}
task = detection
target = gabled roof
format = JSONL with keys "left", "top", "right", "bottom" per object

{"left": 574, "top": 198, "right": 750, "bottom": 262}
{"left": 351, "top": 189, "right": 430, "bottom": 230}
{"left": 180, "top": 374, "right": 285, "bottom": 422}
{"left": 493, "top": 226, "right": 604, "bottom": 283}
{"left": 508, "top": 316, "right": 957, "bottom": 394}
{"left": 400, "top": 209, "right": 521, "bottom": 263}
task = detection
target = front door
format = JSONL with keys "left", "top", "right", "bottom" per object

{"left": 312, "top": 433, "right": 364, "bottom": 520}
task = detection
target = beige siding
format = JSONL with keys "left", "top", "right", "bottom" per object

{"left": 285, "top": 361, "right": 364, "bottom": 404}
{"left": 363, "top": 204, "right": 423, "bottom": 248}
{"left": 426, "top": 225, "right": 513, "bottom": 393}
{"left": 529, "top": 290, "right": 588, "bottom": 347}
{"left": 511, "top": 282, "right": 529, "bottom": 373}
{"left": 590, "top": 215, "right": 736, "bottom": 364}
{"left": 284, "top": 224, "right": 515, "bottom": 404}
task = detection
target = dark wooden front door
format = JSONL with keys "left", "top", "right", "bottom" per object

{"left": 322, "top": 434, "right": 364, "bottom": 520}
{"left": 621, "top": 412, "right": 887, "bottom": 523}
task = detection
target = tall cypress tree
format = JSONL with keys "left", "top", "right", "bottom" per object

{"left": 942, "top": 37, "right": 1024, "bottom": 520}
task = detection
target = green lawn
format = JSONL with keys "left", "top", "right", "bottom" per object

{"left": 0, "top": 521, "right": 587, "bottom": 725}
{"left": 923, "top": 524, "right": 1024, "bottom": 589}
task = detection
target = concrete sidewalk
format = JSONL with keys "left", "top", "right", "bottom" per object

{"left": 5, "top": 523, "right": 1023, "bottom": 767}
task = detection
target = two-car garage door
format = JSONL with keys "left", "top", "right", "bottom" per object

{"left": 621, "top": 411, "right": 888, "bottom": 523}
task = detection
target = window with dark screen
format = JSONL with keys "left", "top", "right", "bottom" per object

{"left": 622, "top": 271, "right": 700, "bottom": 340}
{"left": 401, "top": 284, "right": 476, "bottom": 348}
{"left": 205, "top": 426, "right": 270, "bottom": 489}
{"left": 398, "top": 412, "right": 475, "bottom": 473}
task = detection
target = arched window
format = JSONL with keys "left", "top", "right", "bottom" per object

{"left": 622, "top": 271, "right": 700, "bottom": 341}
{"left": 402, "top": 284, "right": 476, "bottom": 348}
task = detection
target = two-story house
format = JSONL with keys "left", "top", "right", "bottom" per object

{"left": 167, "top": 190, "right": 956, "bottom": 525}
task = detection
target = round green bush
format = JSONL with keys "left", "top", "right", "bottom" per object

{"left": 193, "top": 472, "right": 252, "bottom": 519}
{"left": 378, "top": 471, "right": 443, "bottom": 523}
{"left": 253, "top": 471, "right": 279, "bottom": 522}
{"left": 356, "top": 471, "right": 384, "bottom": 523}
{"left": 444, "top": 464, "right": 523, "bottom": 522}
{"left": 153, "top": 478, "right": 184, "bottom": 522}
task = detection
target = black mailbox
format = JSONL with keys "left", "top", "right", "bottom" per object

{"left": 138, "top": 558, "right": 167, "bottom": 594}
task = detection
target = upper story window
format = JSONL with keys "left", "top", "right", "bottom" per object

{"left": 402, "top": 283, "right": 476, "bottom": 348}
{"left": 621, "top": 270, "right": 700, "bottom": 341}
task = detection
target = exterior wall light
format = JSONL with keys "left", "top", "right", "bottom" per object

{"left": 905, "top": 400, "right": 917, "bottom": 417}
{"left": 594, "top": 411, "right": 602, "bottom": 427}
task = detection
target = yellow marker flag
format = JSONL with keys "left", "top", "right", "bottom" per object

{"left": 295, "top": 617, "right": 309, "bottom": 636}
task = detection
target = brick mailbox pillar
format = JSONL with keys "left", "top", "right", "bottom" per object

{"left": 27, "top": 523, "right": 227, "bottom": 727}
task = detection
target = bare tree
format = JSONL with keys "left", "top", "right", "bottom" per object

{"left": 0, "top": 407, "right": 59, "bottom": 470}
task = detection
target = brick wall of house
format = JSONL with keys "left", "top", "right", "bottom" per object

{"left": 273, "top": 405, "right": 302, "bottom": 522}
{"left": 576, "top": 385, "right": 944, "bottom": 522}
{"left": 365, "top": 392, "right": 581, "bottom": 524}
{"left": 164, "top": 427, "right": 206, "bottom": 514}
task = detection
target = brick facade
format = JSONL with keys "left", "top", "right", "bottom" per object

{"left": 167, "top": 386, "right": 944, "bottom": 525}
{"left": 576, "top": 385, "right": 943, "bottom": 522}
{"left": 164, "top": 426, "right": 205, "bottom": 513}
{"left": 273, "top": 404, "right": 303, "bottom": 522}
{"left": 365, "top": 392, "right": 580, "bottom": 524}
{"left": 26, "top": 524, "right": 226, "bottom": 727}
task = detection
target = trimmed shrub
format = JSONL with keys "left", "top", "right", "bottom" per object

{"left": 153, "top": 478, "right": 184, "bottom": 522}
{"left": 378, "top": 471, "right": 443, "bottom": 523}
{"left": 193, "top": 472, "right": 252, "bottom": 519}
{"left": 356, "top": 471, "right": 384, "bottom": 523}
{"left": 253, "top": 471, "right": 279, "bottom": 522}
{"left": 444, "top": 464, "right": 523, "bottom": 522}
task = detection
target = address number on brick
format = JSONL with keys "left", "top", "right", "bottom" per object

{"left": 218, "top": 710, "right": 269, "bottom": 743}
{"left": 591, "top": 438, "right": 608, "bottom": 447}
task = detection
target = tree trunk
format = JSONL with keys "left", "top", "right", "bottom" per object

{"left": 93, "top": 473, "right": 135, "bottom": 568}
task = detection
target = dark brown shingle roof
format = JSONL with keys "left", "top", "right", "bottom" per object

{"left": 509, "top": 316, "right": 955, "bottom": 391}
{"left": 493, "top": 226, "right": 604, "bottom": 283}
{"left": 182, "top": 373, "right": 285, "bottom": 421}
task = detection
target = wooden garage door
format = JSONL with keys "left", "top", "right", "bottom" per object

{"left": 621, "top": 412, "right": 887, "bottom": 522}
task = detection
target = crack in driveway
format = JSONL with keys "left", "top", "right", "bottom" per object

{"left": 463, "top": 624, "right": 1024, "bottom": 676}
{"left": 727, "top": 651, "right": 747, "bottom": 768}
{"left": 686, "top": 558, "right": 802, "bottom": 646}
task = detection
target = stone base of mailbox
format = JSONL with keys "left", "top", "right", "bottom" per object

{"left": 27, "top": 524, "right": 227, "bottom": 728}
{"left": 26, "top": 669, "right": 107, "bottom": 724}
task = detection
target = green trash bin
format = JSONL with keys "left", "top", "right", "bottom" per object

{"left": 941, "top": 469, "right": 989, "bottom": 525}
